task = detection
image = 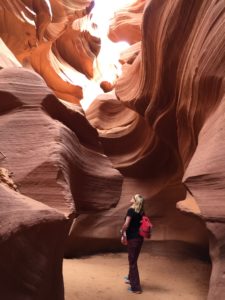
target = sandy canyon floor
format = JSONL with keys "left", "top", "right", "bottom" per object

{"left": 63, "top": 242, "right": 210, "bottom": 300}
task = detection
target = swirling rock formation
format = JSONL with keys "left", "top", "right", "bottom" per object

{"left": 0, "top": 0, "right": 100, "bottom": 103}
{"left": 0, "top": 65, "right": 122, "bottom": 210}
{"left": 0, "top": 64, "right": 122, "bottom": 299}
{"left": 30, "top": 42, "right": 84, "bottom": 104}
{"left": 53, "top": 29, "right": 101, "bottom": 79}
{"left": 108, "top": 0, "right": 146, "bottom": 44}
{"left": 183, "top": 97, "right": 225, "bottom": 300}
{"left": 62, "top": 0, "right": 225, "bottom": 297}
{"left": 0, "top": 0, "right": 225, "bottom": 299}
{"left": 113, "top": 0, "right": 225, "bottom": 299}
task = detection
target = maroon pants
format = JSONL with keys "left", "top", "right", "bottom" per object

{"left": 127, "top": 237, "right": 143, "bottom": 291}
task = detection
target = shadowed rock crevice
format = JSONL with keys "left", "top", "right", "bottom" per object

{"left": 0, "top": 91, "right": 22, "bottom": 115}
{"left": 42, "top": 94, "right": 101, "bottom": 152}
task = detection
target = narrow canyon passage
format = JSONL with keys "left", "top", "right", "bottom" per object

{"left": 63, "top": 242, "right": 211, "bottom": 300}
{"left": 0, "top": 0, "right": 224, "bottom": 299}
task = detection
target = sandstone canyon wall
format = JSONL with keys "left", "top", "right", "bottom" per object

{"left": 0, "top": 0, "right": 225, "bottom": 299}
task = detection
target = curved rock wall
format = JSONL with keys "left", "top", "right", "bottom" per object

{"left": 183, "top": 96, "right": 225, "bottom": 300}
{"left": 0, "top": 0, "right": 225, "bottom": 299}
{"left": 0, "top": 64, "right": 122, "bottom": 298}
{"left": 108, "top": 0, "right": 146, "bottom": 45}
{"left": 0, "top": 0, "right": 98, "bottom": 103}
{"left": 0, "top": 183, "right": 69, "bottom": 300}
{"left": 114, "top": 0, "right": 225, "bottom": 299}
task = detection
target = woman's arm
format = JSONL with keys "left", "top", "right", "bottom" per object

{"left": 120, "top": 216, "right": 131, "bottom": 245}
{"left": 120, "top": 216, "right": 131, "bottom": 235}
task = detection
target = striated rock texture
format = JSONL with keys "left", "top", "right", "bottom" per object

{"left": 0, "top": 0, "right": 225, "bottom": 299}
{"left": 0, "top": 183, "right": 70, "bottom": 300}
{"left": 65, "top": 89, "right": 207, "bottom": 258}
{"left": 0, "top": 65, "right": 122, "bottom": 299}
{"left": 0, "top": 67, "right": 122, "bottom": 213}
{"left": 86, "top": 90, "right": 182, "bottom": 182}
{"left": 53, "top": 29, "right": 101, "bottom": 79}
{"left": 81, "top": 0, "right": 224, "bottom": 297}
{"left": 0, "top": 0, "right": 99, "bottom": 103}
{"left": 183, "top": 96, "right": 225, "bottom": 300}
{"left": 116, "top": 0, "right": 225, "bottom": 177}
{"left": 112, "top": 0, "right": 224, "bottom": 299}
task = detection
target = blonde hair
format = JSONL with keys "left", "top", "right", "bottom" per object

{"left": 132, "top": 194, "right": 144, "bottom": 213}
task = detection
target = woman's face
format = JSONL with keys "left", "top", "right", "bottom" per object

{"left": 130, "top": 197, "right": 135, "bottom": 204}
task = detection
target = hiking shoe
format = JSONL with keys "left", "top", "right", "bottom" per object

{"left": 128, "top": 287, "right": 142, "bottom": 294}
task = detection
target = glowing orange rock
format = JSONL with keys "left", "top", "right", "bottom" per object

{"left": 53, "top": 28, "right": 100, "bottom": 79}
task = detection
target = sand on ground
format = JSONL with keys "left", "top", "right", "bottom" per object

{"left": 63, "top": 243, "right": 210, "bottom": 300}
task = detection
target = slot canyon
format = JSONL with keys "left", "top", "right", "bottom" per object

{"left": 0, "top": 0, "right": 224, "bottom": 299}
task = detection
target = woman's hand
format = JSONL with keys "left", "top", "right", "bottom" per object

{"left": 121, "top": 235, "right": 127, "bottom": 245}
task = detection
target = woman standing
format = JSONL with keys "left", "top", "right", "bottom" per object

{"left": 120, "top": 194, "right": 145, "bottom": 294}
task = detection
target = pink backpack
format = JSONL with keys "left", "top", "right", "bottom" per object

{"left": 139, "top": 216, "right": 153, "bottom": 239}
